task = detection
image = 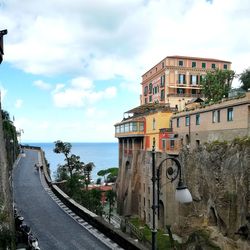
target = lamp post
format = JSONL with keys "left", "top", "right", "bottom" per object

{"left": 151, "top": 141, "right": 192, "bottom": 250}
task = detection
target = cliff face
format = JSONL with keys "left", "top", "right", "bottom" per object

{"left": 180, "top": 139, "right": 250, "bottom": 239}
{"left": 116, "top": 138, "right": 250, "bottom": 248}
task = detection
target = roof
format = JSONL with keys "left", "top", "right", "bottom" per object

{"left": 166, "top": 55, "right": 231, "bottom": 64}
{"left": 186, "top": 97, "right": 204, "bottom": 104}
{"left": 125, "top": 102, "right": 173, "bottom": 115}
{"left": 142, "top": 55, "right": 231, "bottom": 77}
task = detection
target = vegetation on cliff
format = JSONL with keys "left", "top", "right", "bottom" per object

{"left": 0, "top": 109, "right": 18, "bottom": 249}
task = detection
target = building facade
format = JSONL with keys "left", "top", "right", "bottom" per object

{"left": 171, "top": 92, "right": 250, "bottom": 151}
{"left": 141, "top": 56, "right": 231, "bottom": 110}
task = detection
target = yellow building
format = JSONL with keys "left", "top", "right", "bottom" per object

{"left": 115, "top": 103, "right": 176, "bottom": 152}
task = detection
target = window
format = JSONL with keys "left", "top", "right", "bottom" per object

{"left": 190, "top": 75, "right": 198, "bottom": 85}
{"left": 162, "top": 139, "right": 166, "bottom": 150}
{"left": 160, "top": 75, "right": 165, "bottom": 87}
{"left": 125, "top": 123, "right": 129, "bottom": 132}
{"left": 120, "top": 124, "right": 124, "bottom": 133}
{"left": 224, "top": 64, "right": 228, "bottom": 69}
{"left": 132, "top": 122, "right": 137, "bottom": 132}
{"left": 129, "top": 123, "right": 133, "bottom": 132}
{"left": 192, "top": 61, "right": 196, "bottom": 68}
{"left": 144, "top": 86, "right": 148, "bottom": 95}
{"left": 192, "top": 89, "right": 196, "bottom": 95}
{"left": 152, "top": 118, "right": 156, "bottom": 130}
{"left": 162, "top": 62, "right": 164, "bottom": 68}
{"left": 149, "top": 95, "right": 152, "bottom": 102}
{"left": 202, "top": 62, "right": 206, "bottom": 69}
{"left": 149, "top": 83, "right": 152, "bottom": 93}
{"left": 153, "top": 86, "right": 159, "bottom": 94}
{"left": 212, "top": 110, "right": 220, "bottom": 123}
{"left": 196, "top": 140, "right": 200, "bottom": 147}
{"left": 185, "top": 116, "right": 190, "bottom": 126}
{"left": 139, "top": 122, "right": 144, "bottom": 131}
{"left": 144, "top": 98, "right": 147, "bottom": 104}
{"left": 177, "top": 88, "right": 185, "bottom": 94}
{"left": 170, "top": 140, "right": 175, "bottom": 149}
{"left": 196, "top": 114, "right": 200, "bottom": 125}
{"left": 178, "top": 74, "right": 186, "bottom": 84}
{"left": 177, "top": 118, "right": 180, "bottom": 127}
{"left": 200, "top": 75, "right": 204, "bottom": 84}
{"left": 211, "top": 63, "right": 216, "bottom": 69}
{"left": 115, "top": 126, "right": 120, "bottom": 133}
{"left": 160, "top": 89, "right": 165, "bottom": 101}
{"left": 178, "top": 60, "right": 184, "bottom": 66}
{"left": 227, "top": 108, "right": 233, "bottom": 121}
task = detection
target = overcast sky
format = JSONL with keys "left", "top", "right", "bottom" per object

{"left": 0, "top": 0, "right": 249, "bottom": 142}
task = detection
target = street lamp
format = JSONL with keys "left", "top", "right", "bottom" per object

{"left": 151, "top": 140, "right": 192, "bottom": 250}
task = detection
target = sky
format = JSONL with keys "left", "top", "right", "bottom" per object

{"left": 0, "top": 0, "right": 249, "bottom": 143}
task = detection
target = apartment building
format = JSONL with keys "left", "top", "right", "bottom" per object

{"left": 171, "top": 92, "right": 250, "bottom": 150}
{"left": 141, "top": 56, "right": 231, "bottom": 110}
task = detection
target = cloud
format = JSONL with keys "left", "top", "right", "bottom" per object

{"left": 15, "top": 99, "right": 23, "bottom": 108}
{"left": 0, "top": 85, "right": 7, "bottom": 101}
{"left": 52, "top": 76, "right": 117, "bottom": 108}
{"left": 33, "top": 80, "right": 52, "bottom": 90}
{"left": 1, "top": 0, "right": 250, "bottom": 85}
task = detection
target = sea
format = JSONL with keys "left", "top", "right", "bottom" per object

{"left": 30, "top": 142, "right": 118, "bottom": 182}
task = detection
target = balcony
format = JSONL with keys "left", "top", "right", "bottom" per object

{"left": 115, "top": 120, "right": 145, "bottom": 138}
{"left": 176, "top": 80, "right": 186, "bottom": 85}
{"left": 167, "top": 93, "right": 204, "bottom": 98}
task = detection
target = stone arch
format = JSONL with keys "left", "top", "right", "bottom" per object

{"left": 125, "top": 160, "right": 130, "bottom": 171}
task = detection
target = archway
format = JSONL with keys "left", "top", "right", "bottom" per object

{"left": 158, "top": 200, "right": 165, "bottom": 229}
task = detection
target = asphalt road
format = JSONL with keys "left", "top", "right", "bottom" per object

{"left": 13, "top": 149, "right": 110, "bottom": 250}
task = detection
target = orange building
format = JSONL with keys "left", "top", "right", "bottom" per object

{"left": 141, "top": 55, "right": 231, "bottom": 110}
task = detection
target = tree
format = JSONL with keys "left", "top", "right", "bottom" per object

{"left": 106, "top": 168, "right": 118, "bottom": 183}
{"left": 201, "top": 69, "right": 235, "bottom": 102}
{"left": 106, "top": 190, "right": 116, "bottom": 223}
{"left": 84, "top": 162, "right": 95, "bottom": 190}
{"left": 97, "top": 169, "right": 109, "bottom": 185}
{"left": 239, "top": 68, "right": 250, "bottom": 91}
{"left": 97, "top": 167, "right": 118, "bottom": 185}
{"left": 54, "top": 140, "right": 72, "bottom": 172}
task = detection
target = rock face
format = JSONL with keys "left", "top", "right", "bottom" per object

{"left": 181, "top": 139, "right": 250, "bottom": 238}
{"left": 116, "top": 138, "right": 250, "bottom": 248}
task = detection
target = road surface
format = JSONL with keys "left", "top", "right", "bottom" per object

{"left": 13, "top": 148, "right": 112, "bottom": 250}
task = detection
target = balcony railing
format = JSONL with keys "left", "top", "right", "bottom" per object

{"left": 167, "top": 93, "right": 204, "bottom": 98}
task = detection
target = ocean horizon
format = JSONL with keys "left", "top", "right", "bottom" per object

{"left": 28, "top": 142, "right": 118, "bottom": 182}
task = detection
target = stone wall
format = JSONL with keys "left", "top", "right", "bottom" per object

{"left": 0, "top": 103, "right": 14, "bottom": 248}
